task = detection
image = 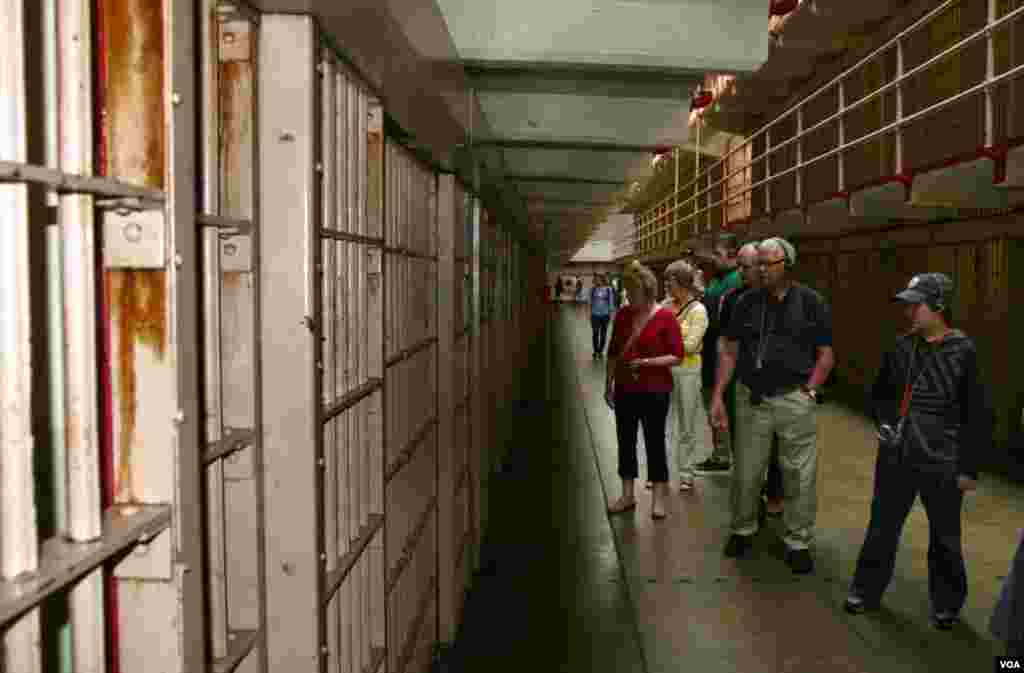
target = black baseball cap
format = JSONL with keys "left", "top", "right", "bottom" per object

{"left": 894, "top": 273, "right": 953, "bottom": 307}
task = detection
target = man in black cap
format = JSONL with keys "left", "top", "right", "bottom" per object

{"left": 844, "top": 272, "right": 993, "bottom": 630}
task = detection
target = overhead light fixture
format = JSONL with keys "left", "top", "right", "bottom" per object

{"left": 769, "top": 0, "right": 799, "bottom": 17}
{"left": 690, "top": 89, "right": 713, "bottom": 112}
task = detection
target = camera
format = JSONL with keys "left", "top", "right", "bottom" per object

{"left": 877, "top": 422, "right": 904, "bottom": 451}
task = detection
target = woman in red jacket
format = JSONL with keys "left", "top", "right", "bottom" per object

{"left": 605, "top": 261, "right": 685, "bottom": 519}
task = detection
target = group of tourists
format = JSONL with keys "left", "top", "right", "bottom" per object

{"left": 586, "top": 234, "right": 1020, "bottom": 651}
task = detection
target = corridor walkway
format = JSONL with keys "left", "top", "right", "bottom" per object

{"left": 446, "top": 306, "right": 1015, "bottom": 673}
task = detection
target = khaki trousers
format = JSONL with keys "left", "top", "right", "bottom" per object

{"left": 731, "top": 382, "right": 818, "bottom": 549}
{"left": 670, "top": 366, "right": 712, "bottom": 480}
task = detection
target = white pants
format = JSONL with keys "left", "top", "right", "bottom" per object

{"left": 669, "top": 366, "right": 712, "bottom": 480}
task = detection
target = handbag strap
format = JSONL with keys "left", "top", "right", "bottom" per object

{"left": 676, "top": 298, "right": 698, "bottom": 322}
{"left": 620, "top": 305, "right": 660, "bottom": 359}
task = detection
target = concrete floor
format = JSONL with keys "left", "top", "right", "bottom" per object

{"left": 444, "top": 306, "right": 1017, "bottom": 673}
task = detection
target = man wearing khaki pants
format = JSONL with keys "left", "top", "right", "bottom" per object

{"left": 710, "top": 238, "right": 834, "bottom": 574}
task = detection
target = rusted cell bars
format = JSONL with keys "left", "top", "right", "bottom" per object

{"left": 383, "top": 139, "right": 439, "bottom": 673}
{"left": 318, "top": 49, "right": 386, "bottom": 673}
{"left": 0, "top": 1, "right": 206, "bottom": 672}
{"left": 0, "top": 0, "right": 40, "bottom": 670}
{"left": 199, "top": 3, "right": 266, "bottom": 672}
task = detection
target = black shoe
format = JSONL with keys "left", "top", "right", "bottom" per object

{"left": 786, "top": 548, "right": 814, "bottom": 574}
{"left": 843, "top": 595, "right": 876, "bottom": 615}
{"left": 696, "top": 458, "right": 731, "bottom": 473}
{"left": 724, "top": 534, "right": 753, "bottom": 558}
{"left": 931, "top": 611, "right": 959, "bottom": 630}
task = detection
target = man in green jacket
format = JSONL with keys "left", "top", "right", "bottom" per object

{"left": 699, "top": 236, "right": 743, "bottom": 471}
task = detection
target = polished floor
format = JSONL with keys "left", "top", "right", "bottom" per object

{"left": 443, "top": 305, "right": 1017, "bottom": 673}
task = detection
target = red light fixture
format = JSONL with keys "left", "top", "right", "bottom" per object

{"left": 770, "top": 0, "right": 799, "bottom": 17}
{"left": 690, "top": 90, "right": 713, "bottom": 111}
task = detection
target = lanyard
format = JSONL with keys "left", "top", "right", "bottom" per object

{"left": 899, "top": 343, "right": 917, "bottom": 418}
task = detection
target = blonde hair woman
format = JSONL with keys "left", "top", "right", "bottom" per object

{"left": 605, "top": 260, "right": 685, "bottom": 519}
{"left": 663, "top": 260, "right": 711, "bottom": 490}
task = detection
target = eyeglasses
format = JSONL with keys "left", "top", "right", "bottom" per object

{"left": 758, "top": 259, "right": 786, "bottom": 270}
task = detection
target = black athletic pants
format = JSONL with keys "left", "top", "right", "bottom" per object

{"left": 850, "top": 448, "right": 967, "bottom": 613}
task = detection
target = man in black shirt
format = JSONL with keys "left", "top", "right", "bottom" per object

{"left": 711, "top": 237, "right": 835, "bottom": 574}
{"left": 844, "top": 273, "right": 992, "bottom": 630}
{"left": 719, "top": 243, "right": 786, "bottom": 518}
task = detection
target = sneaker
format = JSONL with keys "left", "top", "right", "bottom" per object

{"left": 724, "top": 534, "right": 753, "bottom": 558}
{"left": 786, "top": 548, "right": 814, "bottom": 574}
{"left": 695, "top": 458, "right": 731, "bottom": 473}
{"left": 931, "top": 611, "right": 959, "bottom": 630}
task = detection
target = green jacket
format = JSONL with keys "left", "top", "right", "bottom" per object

{"left": 705, "top": 268, "right": 742, "bottom": 305}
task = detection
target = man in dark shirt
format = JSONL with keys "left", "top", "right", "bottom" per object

{"left": 719, "top": 243, "right": 786, "bottom": 517}
{"left": 711, "top": 237, "right": 834, "bottom": 574}
{"left": 845, "top": 272, "right": 992, "bottom": 630}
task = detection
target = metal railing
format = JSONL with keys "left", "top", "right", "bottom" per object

{"left": 615, "top": 0, "right": 1024, "bottom": 258}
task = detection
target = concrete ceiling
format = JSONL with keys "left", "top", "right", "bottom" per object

{"left": 253, "top": 0, "right": 772, "bottom": 259}
{"left": 437, "top": 0, "right": 770, "bottom": 260}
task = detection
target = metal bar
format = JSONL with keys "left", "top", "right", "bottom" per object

{"left": 0, "top": 160, "right": 165, "bottom": 202}
{"left": 384, "top": 417, "right": 438, "bottom": 484}
{"left": 323, "top": 513, "right": 384, "bottom": 606}
{"left": 0, "top": 505, "right": 172, "bottom": 629}
{"left": 320, "top": 51, "right": 342, "bottom": 673}
{"left": 249, "top": 15, "right": 269, "bottom": 673}
{"left": 0, "top": 0, "right": 39, "bottom": 667}
{"left": 204, "top": 427, "right": 257, "bottom": 465}
{"left": 837, "top": 83, "right": 845, "bottom": 192}
{"left": 58, "top": 1, "right": 105, "bottom": 669}
{"left": 638, "top": 1, "right": 1024, "bottom": 231}
{"left": 395, "top": 577, "right": 437, "bottom": 673}
{"left": 323, "top": 378, "right": 383, "bottom": 423}
{"left": 896, "top": 38, "right": 905, "bottom": 175}
{"left": 169, "top": 0, "right": 209, "bottom": 668}
{"left": 202, "top": 0, "right": 220, "bottom": 217}
{"left": 384, "top": 336, "right": 438, "bottom": 369}
{"left": 321, "top": 229, "right": 384, "bottom": 246}
{"left": 203, "top": 168, "right": 230, "bottom": 660}
{"left": 202, "top": 13, "right": 229, "bottom": 655}
{"left": 383, "top": 245, "right": 438, "bottom": 261}
{"left": 385, "top": 498, "right": 438, "bottom": 596}
{"left": 199, "top": 213, "right": 255, "bottom": 234}
{"left": 44, "top": 0, "right": 59, "bottom": 208}
{"left": 639, "top": 59, "right": 1024, "bottom": 240}
{"left": 795, "top": 106, "right": 803, "bottom": 207}
{"left": 985, "top": 0, "right": 997, "bottom": 148}
{"left": 212, "top": 629, "right": 261, "bottom": 673}
{"left": 365, "top": 647, "right": 386, "bottom": 673}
